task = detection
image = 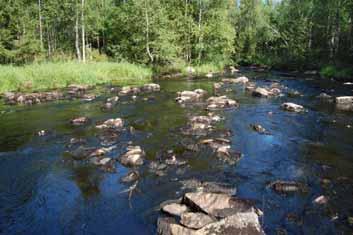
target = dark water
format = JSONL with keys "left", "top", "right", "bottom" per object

{"left": 0, "top": 71, "right": 353, "bottom": 235}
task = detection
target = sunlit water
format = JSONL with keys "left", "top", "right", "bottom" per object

{"left": 0, "top": 70, "right": 352, "bottom": 234}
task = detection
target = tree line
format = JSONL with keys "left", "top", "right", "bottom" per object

{"left": 0, "top": 0, "right": 352, "bottom": 69}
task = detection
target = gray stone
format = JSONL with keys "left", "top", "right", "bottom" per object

{"left": 180, "top": 212, "right": 215, "bottom": 229}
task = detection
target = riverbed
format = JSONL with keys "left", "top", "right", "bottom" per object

{"left": 0, "top": 69, "right": 352, "bottom": 234}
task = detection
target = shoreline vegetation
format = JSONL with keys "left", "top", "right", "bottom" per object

{"left": 0, "top": 62, "right": 152, "bottom": 93}
{"left": 0, "top": 61, "right": 352, "bottom": 94}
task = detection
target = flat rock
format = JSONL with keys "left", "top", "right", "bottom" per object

{"left": 252, "top": 87, "right": 270, "bottom": 97}
{"left": 162, "top": 203, "right": 189, "bottom": 217}
{"left": 180, "top": 212, "right": 215, "bottom": 229}
{"left": 183, "top": 192, "right": 255, "bottom": 218}
{"left": 281, "top": 102, "right": 304, "bottom": 112}
{"left": 196, "top": 212, "right": 264, "bottom": 235}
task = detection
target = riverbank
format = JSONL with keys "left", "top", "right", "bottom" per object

{"left": 0, "top": 62, "right": 152, "bottom": 93}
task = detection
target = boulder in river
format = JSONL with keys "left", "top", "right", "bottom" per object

{"left": 162, "top": 203, "right": 189, "bottom": 217}
{"left": 70, "top": 117, "right": 89, "bottom": 126}
{"left": 206, "top": 96, "right": 238, "bottom": 110}
{"left": 157, "top": 191, "right": 264, "bottom": 235}
{"left": 336, "top": 96, "right": 353, "bottom": 104}
{"left": 142, "top": 83, "right": 160, "bottom": 92}
{"left": 176, "top": 89, "right": 207, "bottom": 104}
{"left": 96, "top": 118, "right": 124, "bottom": 130}
{"left": 222, "top": 76, "right": 249, "bottom": 84}
{"left": 281, "top": 102, "right": 304, "bottom": 112}
{"left": 252, "top": 87, "right": 270, "bottom": 97}
{"left": 118, "top": 86, "right": 141, "bottom": 96}
{"left": 119, "top": 146, "right": 145, "bottom": 167}
{"left": 180, "top": 212, "right": 215, "bottom": 229}
{"left": 335, "top": 96, "right": 353, "bottom": 111}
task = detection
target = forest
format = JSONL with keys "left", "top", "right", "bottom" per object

{"left": 0, "top": 0, "right": 353, "bottom": 91}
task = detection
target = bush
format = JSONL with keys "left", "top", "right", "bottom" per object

{"left": 320, "top": 65, "right": 353, "bottom": 79}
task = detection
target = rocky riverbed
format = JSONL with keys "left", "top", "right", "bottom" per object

{"left": 0, "top": 68, "right": 353, "bottom": 234}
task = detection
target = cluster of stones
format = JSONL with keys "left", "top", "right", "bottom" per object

{"left": 3, "top": 91, "right": 64, "bottom": 105}
{"left": 2, "top": 84, "right": 95, "bottom": 105}
{"left": 158, "top": 190, "right": 264, "bottom": 235}
{"left": 116, "top": 83, "right": 161, "bottom": 96}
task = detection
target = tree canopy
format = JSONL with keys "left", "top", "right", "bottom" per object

{"left": 0, "top": 0, "right": 352, "bottom": 69}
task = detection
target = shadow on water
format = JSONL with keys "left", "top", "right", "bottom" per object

{"left": 0, "top": 71, "right": 353, "bottom": 234}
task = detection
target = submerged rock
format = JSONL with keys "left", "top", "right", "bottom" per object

{"left": 250, "top": 124, "right": 267, "bottom": 134}
{"left": 281, "top": 102, "right": 304, "bottom": 112}
{"left": 119, "top": 146, "right": 145, "bottom": 166}
{"left": 121, "top": 170, "right": 140, "bottom": 183}
{"left": 317, "top": 92, "right": 332, "bottom": 99}
{"left": 269, "top": 180, "right": 307, "bottom": 193}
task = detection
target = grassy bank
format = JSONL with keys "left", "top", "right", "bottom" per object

{"left": 0, "top": 62, "right": 152, "bottom": 93}
{"left": 154, "top": 62, "right": 226, "bottom": 78}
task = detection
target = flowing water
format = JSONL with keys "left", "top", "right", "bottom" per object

{"left": 0, "top": 70, "right": 352, "bottom": 235}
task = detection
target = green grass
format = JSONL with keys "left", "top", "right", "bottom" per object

{"left": 0, "top": 62, "right": 152, "bottom": 93}
{"left": 154, "top": 61, "right": 226, "bottom": 78}
{"left": 320, "top": 65, "right": 353, "bottom": 79}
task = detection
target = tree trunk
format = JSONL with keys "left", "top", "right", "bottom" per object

{"left": 38, "top": 0, "right": 43, "bottom": 50}
{"left": 197, "top": 0, "right": 203, "bottom": 63}
{"left": 81, "top": 0, "right": 86, "bottom": 63}
{"left": 144, "top": 0, "right": 153, "bottom": 63}
{"left": 75, "top": 0, "right": 81, "bottom": 61}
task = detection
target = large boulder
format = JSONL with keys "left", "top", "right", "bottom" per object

{"left": 180, "top": 212, "right": 215, "bottom": 229}
{"left": 142, "top": 83, "right": 161, "bottom": 92}
{"left": 281, "top": 102, "right": 304, "bottom": 112}
{"left": 196, "top": 212, "right": 264, "bottom": 235}
{"left": 162, "top": 203, "right": 189, "bottom": 217}
{"left": 335, "top": 96, "right": 353, "bottom": 104}
{"left": 183, "top": 192, "right": 255, "bottom": 218}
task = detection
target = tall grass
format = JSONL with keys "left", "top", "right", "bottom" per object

{"left": 0, "top": 62, "right": 152, "bottom": 93}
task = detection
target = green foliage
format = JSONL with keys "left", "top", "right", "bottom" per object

{"left": 0, "top": 62, "right": 152, "bottom": 93}
{"left": 320, "top": 65, "right": 353, "bottom": 79}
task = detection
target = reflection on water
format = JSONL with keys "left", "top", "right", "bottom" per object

{"left": 0, "top": 72, "right": 352, "bottom": 234}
